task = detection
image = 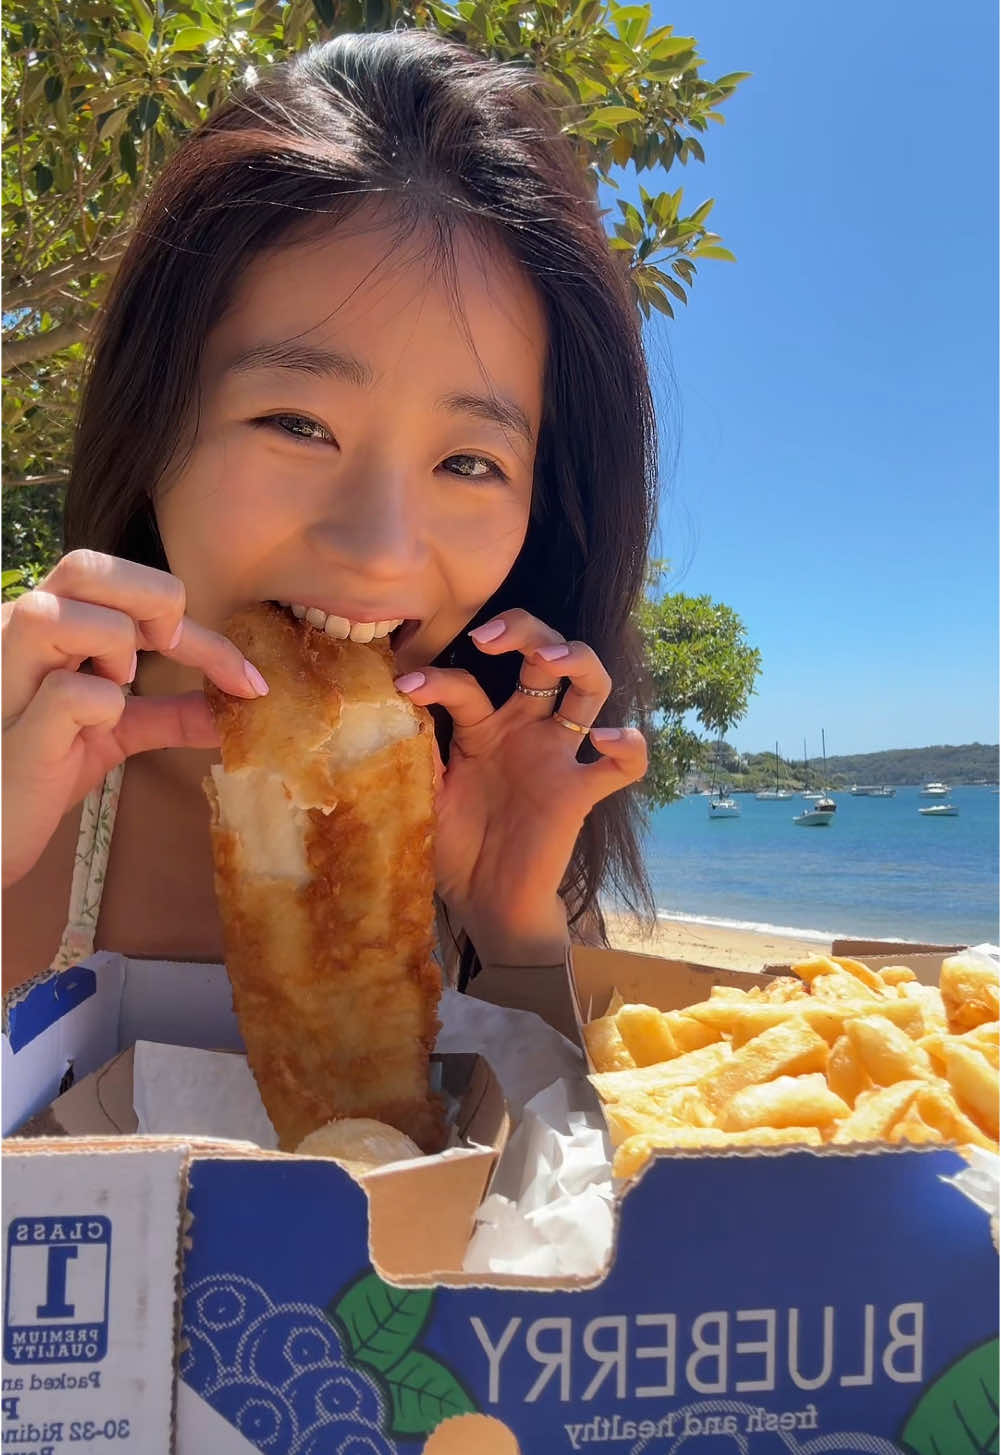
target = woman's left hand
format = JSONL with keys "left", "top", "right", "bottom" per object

{"left": 394, "top": 609, "right": 647, "bottom": 965}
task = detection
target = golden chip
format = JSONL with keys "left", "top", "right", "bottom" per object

{"left": 944, "top": 1043, "right": 999, "bottom": 1139}
{"left": 830, "top": 1080, "right": 927, "bottom": 1142}
{"left": 615, "top": 1004, "right": 679, "bottom": 1066}
{"left": 717, "top": 1073, "right": 850, "bottom": 1132}
{"left": 880, "top": 965, "right": 918, "bottom": 987}
{"left": 940, "top": 954, "right": 1001, "bottom": 1034}
{"left": 582, "top": 1015, "right": 636, "bottom": 1074}
{"left": 589, "top": 1042, "right": 732, "bottom": 1105}
{"left": 696, "top": 1020, "right": 829, "bottom": 1116}
{"left": 845, "top": 1015, "right": 933, "bottom": 1086}
{"left": 826, "top": 1034, "right": 871, "bottom": 1107}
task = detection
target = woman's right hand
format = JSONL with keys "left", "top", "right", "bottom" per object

{"left": 2, "top": 550, "right": 268, "bottom": 889}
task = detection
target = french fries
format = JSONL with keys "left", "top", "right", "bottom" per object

{"left": 585, "top": 953, "right": 1000, "bottom": 1178}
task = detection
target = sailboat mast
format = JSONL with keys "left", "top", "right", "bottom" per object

{"left": 803, "top": 737, "right": 809, "bottom": 791}
{"left": 775, "top": 741, "right": 780, "bottom": 795}
{"left": 822, "top": 728, "right": 827, "bottom": 788}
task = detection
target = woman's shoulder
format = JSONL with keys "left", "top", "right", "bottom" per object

{"left": 2, "top": 803, "right": 83, "bottom": 994}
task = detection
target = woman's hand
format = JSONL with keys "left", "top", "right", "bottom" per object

{"left": 2, "top": 550, "right": 268, "bottom": 888}
{"left": 395, "top": 609, "right": 647, "bottom": 965}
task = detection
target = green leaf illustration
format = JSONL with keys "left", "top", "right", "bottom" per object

{"left": 382, "top": 1347, "right": 476, "bottom": 1436}
{"left": 329, "top": 1272, "right": 432, "bottom": 1373}
{"left": 900, "top": 1337, "right": 999, "bottom": 1455}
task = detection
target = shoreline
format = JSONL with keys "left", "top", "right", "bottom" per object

{"left": 602, "top": 909, "right": 832, "bottom": 971}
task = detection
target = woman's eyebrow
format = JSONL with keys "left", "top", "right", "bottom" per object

{"left": 225, "top": 339, "right": 535, "bottom": 446}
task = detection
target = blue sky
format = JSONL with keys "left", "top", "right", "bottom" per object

{"left": 621, "top": 0, "right": 998, "bottom": 757}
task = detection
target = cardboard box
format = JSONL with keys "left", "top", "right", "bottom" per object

{"left": 3, "top": 949, "right": 998, "bottom": 1454}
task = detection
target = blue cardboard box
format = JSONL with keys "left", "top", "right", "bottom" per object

{"left": 3, "top": 950, "right": 997, "bottom": 1455}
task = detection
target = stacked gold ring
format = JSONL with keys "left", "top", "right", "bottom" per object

{"left": 552, "top": 711, "right": 590, "bottom": 735}
{"left": 515, "top": 680, "right": 560, "bottom": 699}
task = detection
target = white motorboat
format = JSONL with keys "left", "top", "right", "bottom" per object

{"left": 709, "top": 793, "right": 740, "bottom": 819}
{"left": 794, "top": 806, "right": 835, "bottom": 826}
{"left": 851, "top": 784, "right": 896, "bottom": 797}
{"left": 919, "top": 803, "right": 959, "bottom": 816}
{"left": 920, "top": 782, "right": 950, "bottom": 797}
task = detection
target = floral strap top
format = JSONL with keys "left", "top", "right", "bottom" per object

{"left": 50, "top": 763, "right": 125, "bottom": 973}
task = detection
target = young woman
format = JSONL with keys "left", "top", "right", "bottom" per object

{"left": 2, "top": 27, "right": 658, "bottom": 1001}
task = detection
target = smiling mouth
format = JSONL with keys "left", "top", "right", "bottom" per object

{"left": 272, "top": 601, "right": 420, "bottom": 654}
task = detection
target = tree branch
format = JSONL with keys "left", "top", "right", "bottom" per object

{"left": 2, "top": 320, "right": 93, "bottom": 372}
{"left": 3, "top": 247, "right": 125, "bottom": 313}
{"left": 2, "top": 471, "right": 71, "bottom": 489}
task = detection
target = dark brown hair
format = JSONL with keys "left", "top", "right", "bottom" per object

{"left": 65, "top": 27, "right": 658, "bottom": 963}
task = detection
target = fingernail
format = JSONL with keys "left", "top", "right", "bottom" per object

{"left": 243, "top": 660, "right": 269, "bottom": 696}
{"left": 590, "top": 727, "right": 623, "bottom": 742}
{"left": 534, "top": 643, "right": 570, "bottom": 662}
{"left": 469, "top": 619, "right": 506, "bottom": 644}
{"left": 168, "top": 621, "right": 183, "bottom": 650}
{"left": 395, "top": 671, "right": 426, "bottom": 693}
{"left": 127, "top": 651, "right": 138, "bottom": 684}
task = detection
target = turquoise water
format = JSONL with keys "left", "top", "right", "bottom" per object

{"left": 633, "top": 785, "right": 999, "bottom": 946}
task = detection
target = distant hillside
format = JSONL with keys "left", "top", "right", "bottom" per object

{"left": 822, "top": 744, "right": 999, "bottom": 787}
{"left": 695, "top": 741, "right": 998, "bottom": 793}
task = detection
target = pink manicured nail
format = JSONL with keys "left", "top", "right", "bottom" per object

{"left": 395, "top": 672, "right": 426, "bottom": 693}
{"left": 127, "top": 651, "right": 138, "bottom": 684}
{"left": 168, "top": 621, "right": 184, "bottom": 650}
{"left": 590, "top": 727, "right": 623, "bottom": 742}
{"left": 534, "top": 643, "right": 571, "bottom": 662}
{"left": 469, "top": 619, "right": 506, "bottom": 644}
{"left": 244, "top": 661, "right": 269, "bottom": 696}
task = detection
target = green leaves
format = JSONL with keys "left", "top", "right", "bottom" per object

{"left": 378, "top": 1348, "right": 477, "bottom": 1435}
{"left": 2, "top": 0, "right": 749, "bottom": 578}
{"left": 634, "top": 562, "right": 762, "bottom": 806}
{"left": 328, "top": 1271, "right": 476, "bottom": 1437}
{"left": 900, "top": 1338, "right": 999, "bottom": 1455}
{"left": 330, "top": 1275, "right": 432, "bottom": 1372}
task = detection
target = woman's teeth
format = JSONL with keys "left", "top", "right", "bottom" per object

{"left": 286, "top": 603, "right": 404, "bottom": 642}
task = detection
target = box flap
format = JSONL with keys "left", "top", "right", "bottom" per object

{"left": 571, "top": 944, "right": 776, "bottom": 1021}
{"left": 16, "top": 1046, "right": 139, "bottom": 1138}
{"left": 831, "top": 937, "right": 966, "bottom": 956}
{"left": 2, "top": 1142, "right": 187, "bottom": 1455}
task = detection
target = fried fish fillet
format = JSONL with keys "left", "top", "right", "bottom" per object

{"left": 204, "top": 603, "right": 445, "bottom": 1153}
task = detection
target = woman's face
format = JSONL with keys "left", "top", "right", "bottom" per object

{"left": 155, "top": 210, "right": 547, "bottom": 673}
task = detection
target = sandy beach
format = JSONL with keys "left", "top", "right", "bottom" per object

{"left": 603, "top": 910, "right": 830, "bottom": 972}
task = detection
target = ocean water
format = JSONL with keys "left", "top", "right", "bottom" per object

{"left": 632, "top": 785, "right": 999, "bottom": 946}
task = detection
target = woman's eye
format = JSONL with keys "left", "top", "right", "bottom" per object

{"left": 442, "top": 454, "right": 508, "bottom": 483}
{"left": 253, "top": 413, "right": 335, "bottom": 444}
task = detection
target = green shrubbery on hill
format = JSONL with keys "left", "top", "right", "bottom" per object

{"left": 701, "top": 742, "right": 999, "bottom": 793}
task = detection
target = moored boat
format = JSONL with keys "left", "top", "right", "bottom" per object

{"left": 919, "top": 803, "right": 959, "bottom": 817}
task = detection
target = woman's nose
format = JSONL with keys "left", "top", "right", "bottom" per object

{"left": 305, "top": 472, "right": 428, "bottom": 580}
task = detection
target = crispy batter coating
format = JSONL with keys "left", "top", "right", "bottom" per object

{"left": 204, "top": 604, "right": 444, "bottom": 1153}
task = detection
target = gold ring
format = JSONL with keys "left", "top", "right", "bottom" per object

{"left": 552, "top": 711, "right": 590, "bottom": 735}
{"left": 516, "top": 680, "right": 560, "bottom": 699}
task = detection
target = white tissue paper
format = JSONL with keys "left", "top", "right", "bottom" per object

{"left": 432, "top": 989, "right": 615, "bottom": 1277}
{"left": 941, "top": 1146, "right": 1000, "bottom": 1251}
{"left": 133, "top": 1041, "right": 279, "bottom": 1146}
